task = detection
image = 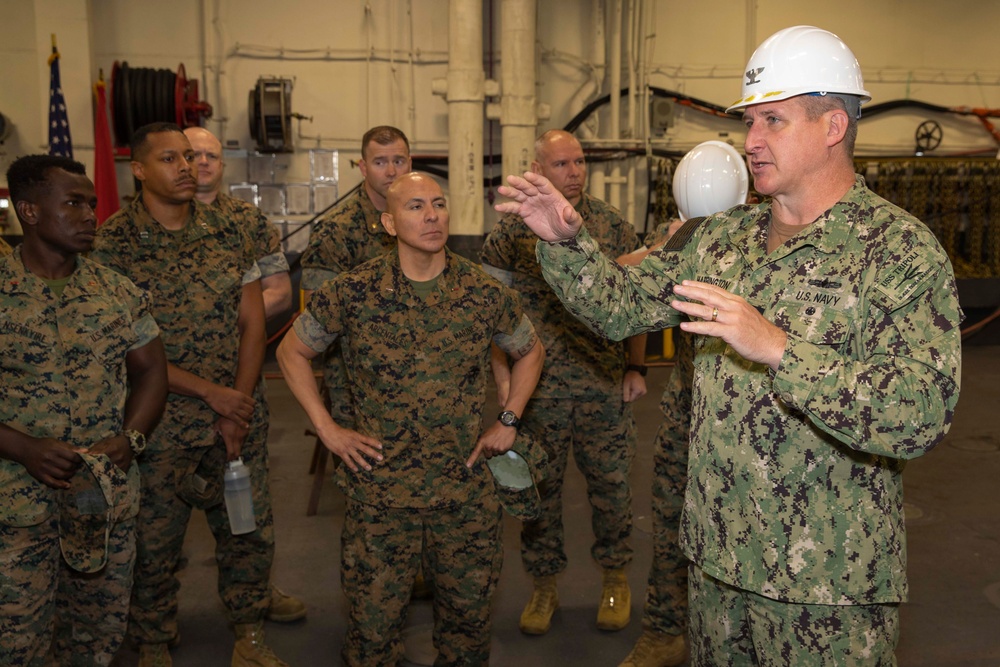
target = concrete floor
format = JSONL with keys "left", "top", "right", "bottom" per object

{"left": 112, "top": 344, "right": 1000, "bottom": 666}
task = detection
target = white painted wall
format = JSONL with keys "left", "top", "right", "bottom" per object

{"left": 2, "top": 0, "right": 999, "bottom": 235}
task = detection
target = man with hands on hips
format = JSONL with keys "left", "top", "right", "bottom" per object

{"left": 496, "top": 25, "right": 963, "bottom": 666}
{"left": 278, "top": 172, "right": 543, "bottom": 665}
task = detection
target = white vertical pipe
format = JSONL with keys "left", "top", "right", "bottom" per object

{"left": 590, "top": 167, "right": 606, "bottom": 203}
{"left": 500, "top": 0, "right": 537, "bottom": 181}
{"left": 608, "top": 0, "right": 622, "bottom": 209}
{"left": 407, "top": 0, "right": 418, "bottom": 143}
{"left": 625, "top": 0, "right": 637, "bottom": 225}
{"left": 447, "top": 0, "right": 485, "bottom": 237}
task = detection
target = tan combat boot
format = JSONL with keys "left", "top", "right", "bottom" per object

{"left": 519, "top": 575, "right": 559, "bottom": 635}
{"left": 266, "top": 584, "right": 307, "bottom": 622}
{"left": 597, "top": 568, "right": 631, "bottom": 631}
{"left": 138, "top": 643, "right": 172, "bottom": 667}
{"left": 618, "top": 630, "right": 688, "bottom": 667}
{"left": 231, "top": 622, "right": 289, "bottom": 667}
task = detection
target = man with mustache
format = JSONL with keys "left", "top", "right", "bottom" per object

{"left": 182, "top": 126, "right": 304, "bottom": 624}
{"left": 92, "top": 123, "right": 288, "bottom": 667}
{"left": 279, "top": 172, "right": 544, "bottom": 665}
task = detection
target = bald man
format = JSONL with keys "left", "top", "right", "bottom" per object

{"left": 481, "top": 129, "right": 646, "bottom": 635}
{"left": 278, "top": 172, "right": 543, "bottom": 665}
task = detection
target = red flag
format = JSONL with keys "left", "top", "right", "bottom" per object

{"left": 93, "top": 78, "right": 120, "bottom": 224}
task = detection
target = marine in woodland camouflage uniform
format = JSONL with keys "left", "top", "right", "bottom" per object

{"left": 279, "top": 173, "right": 543, "bottom": 665}
{"left": 212, "top": 191, "right": 290, "bottom": 297}
{"left": 0, "top": 155, "right": 166, "bottom": 666}
{"left": 482, "top": 182, "right": 643, "bottom": 583}
{"left": 300, "top": 126, "right": 408, "bottom": 428}
{"left": 501, "top": 167, "right": 963, "bottom": 664}
{"left": 182, "top": 123, "right": 305, "bottom": 627}
{"left": 90, "top": 126, "right": 276, "bottom": 652}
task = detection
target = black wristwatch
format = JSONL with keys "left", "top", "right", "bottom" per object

{"left": 498, "top": 410, "right": 521, "bottom": 429}
{"left": 626, "top": 364, "right": 648, "bottom": 377}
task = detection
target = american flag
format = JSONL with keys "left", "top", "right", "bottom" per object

{"left": 48, "top": 48, "right": 73, "bottom": 158}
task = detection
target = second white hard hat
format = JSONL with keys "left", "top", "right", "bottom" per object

{"left": 672, "top": 141, "right": 750, "bottom": 221}
{"left": 727, "top": 25, "right": 871, "bottom": 114}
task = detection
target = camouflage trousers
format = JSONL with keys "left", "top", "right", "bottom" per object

{"left": 341, "top": 493, "right": 503, "bottom": 666}
{"left": 688, "top": 564, "right": 899, "bottom": 667}
{"left": 642, "top": 329, "right": 694, "bottom": 636}
{"left": 128, "top": 417, "right": 275, "bottom": 645}
{"left": 0, "top": 513, "right": 136, "bottom": 666}
{"left": 520, "top": 396, "right": 636, "bottom": 577}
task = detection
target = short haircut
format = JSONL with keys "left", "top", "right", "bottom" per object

{"left": 798, "top": 94, "right": 859, "bottom": 157}
{"left": 131, "top": 122, "right": 186, "bottom": 162}
{"left": 361, "top": 126, "right": 410, "bottom": 160}
{"left": 6, "top": 154, "right": 86, "bottom": 213}
{"left": 534, "top": 129, "right": 581, "bottom": 162}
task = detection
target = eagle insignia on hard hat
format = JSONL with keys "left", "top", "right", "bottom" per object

{"left": 745, "top": 67, "right": 765, "bottom": 86}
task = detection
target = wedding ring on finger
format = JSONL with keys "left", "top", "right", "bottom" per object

{"left": 711, "top": 307, "right": 719, "bottom": 322}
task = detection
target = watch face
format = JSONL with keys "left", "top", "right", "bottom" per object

{"left": 500, "top": 411, "right": 518, "bottom": 426}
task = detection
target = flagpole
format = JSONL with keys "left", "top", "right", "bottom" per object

{"left": 47, "top": 33, "right": 73, "bottom": 158}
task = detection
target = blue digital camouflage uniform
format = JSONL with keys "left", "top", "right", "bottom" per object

{"left": 0, "top": 247, "right": 159, "bottom": 666}
{"left": 294, "top": 248, "right": 537, "bottom": 666}
{"left": 535, "top": 176, "right": 963, "bottom": 663}
{"left": 91, "top": 195, "right": 273, "bottom": 647}
{"left": 481, "top": 192, "right": 641, "bottom": 577}
{"left": 300, "top": 187, "right": 396, "bottom": 428}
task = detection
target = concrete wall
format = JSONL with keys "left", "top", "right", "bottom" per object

{"left": 2, "top": 0, "right": 999, "bottom": 235}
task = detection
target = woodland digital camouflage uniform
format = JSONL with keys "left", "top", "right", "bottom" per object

{"left": 294, "top": 247, "right": 536, "bottom": 665}
{"left": 300, "top": 186, "right": 396, "bottom": 427}
{"left": 535, "top": 176, "right": 963, "bottom": 648}
{"left": 633, "top": 220, "right": 697, "bottom": 639}
{"left": 91, "top": 195, "right": 275, "bottom": 646}
{"left": 212, "top": 191, "right": 289, "bottom": 282}
{"left": 481, "top": 192, "right": 641, "bottom": 576}
{"left": 0, "top": 249, "right": 158, "bottom": 666}
{"left": 209, "top": 191, "right": 288, "bottom": 502}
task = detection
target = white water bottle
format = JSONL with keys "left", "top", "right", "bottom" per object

{"left": 224, "top": 458, "right": 256, "bottom": 535}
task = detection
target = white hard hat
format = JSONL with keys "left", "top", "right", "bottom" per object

{"left": 672, "top": 141, "right": 749, "bottom": 221}
{"left": 727, "top": 25, "right": 871, "bottom": 114}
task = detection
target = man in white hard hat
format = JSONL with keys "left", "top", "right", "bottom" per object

{"left": 497, "top": 25, "right": 963, "bottom": 665}
{"left": 616, "top": 141, "right": 748, "bottom": 667}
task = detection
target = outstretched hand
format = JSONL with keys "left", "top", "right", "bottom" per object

{"left": 495, "top": 172, "right": 584, "bottom": 242}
